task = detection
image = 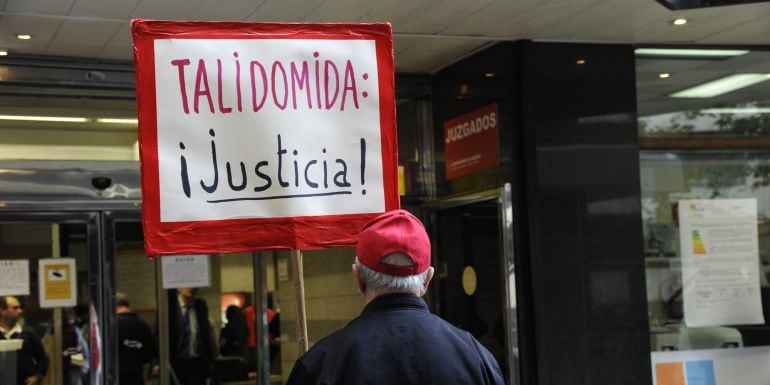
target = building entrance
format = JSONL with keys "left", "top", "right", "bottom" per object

{"left": 423, "top": 184, "right": 519, "bottom": 385}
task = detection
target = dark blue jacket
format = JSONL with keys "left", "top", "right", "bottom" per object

{"left": 285, "top": 293, "right": 504, "bottom": 385}
{"left": 1, "top": 326, "right": 49, "bottom": 385}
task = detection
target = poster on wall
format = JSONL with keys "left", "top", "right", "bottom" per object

{"left": 443, "top": 103, "right": 499, "bottom": 180}
{"left": 38, "top": 258, "right": 77, "bottom": 308}
{"left": 679, "top": 199, "right": 764, "bottom": 327}
{"left": 651, "top": 347, "right": 770, "bottom": 385}
{"left": 161, "top": 255, "right": 210, "bottom": 289}
{"left": 132, "top": 20, "right": 398, "bottom": 256}
{"left": 0, "top": 260, "right": 30, "bottom": 296}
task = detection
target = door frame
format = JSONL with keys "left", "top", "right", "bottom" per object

{"left": 421, "top": 183, "right": 519, "bottom": 385}
{"left": 0, "top": 210, "right": 103, "bottom": 385}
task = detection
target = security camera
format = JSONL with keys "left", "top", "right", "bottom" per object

{"left": 91, "top": 177, "right": 112, "bottom": 190}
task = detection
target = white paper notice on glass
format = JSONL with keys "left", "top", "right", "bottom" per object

{"left": 38, "top": 258, "right": 77, "bottom": 308}
{"left": 679, "top": 198, "right": 764, "bottom": 327}
{"left": 161, "top": 255, "right": 210, "bottom": 289}
{"left": 0, "top": 260, "right": 30, "bottom": 296}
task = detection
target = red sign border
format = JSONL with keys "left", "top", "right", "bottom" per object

{"left": 132, "top": 20, "right": 399, "bottom": 256}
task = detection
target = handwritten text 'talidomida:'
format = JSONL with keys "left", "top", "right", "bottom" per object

{"left": 170, "top": 50, "right": 373, "bottom": 203}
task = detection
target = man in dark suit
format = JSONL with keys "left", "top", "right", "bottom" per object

{"left": 0, "top": 296, "right": 48, "bottom": 385}
{"left": 168, "top": 288, "right": 215, "bottom": 385}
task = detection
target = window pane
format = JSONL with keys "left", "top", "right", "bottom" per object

{"left": 642, "top": 150, "right": 770, "bottom": 350}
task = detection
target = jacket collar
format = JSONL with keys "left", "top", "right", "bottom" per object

{"left": 362, "top": 293, "right": 428, "bottom": 315}
{"left": 0, "top": 322, "right": 22, "bottom": 339}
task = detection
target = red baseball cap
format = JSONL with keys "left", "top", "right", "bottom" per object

{"left": 356, "top": 209, "right": 431, "bottom": 276}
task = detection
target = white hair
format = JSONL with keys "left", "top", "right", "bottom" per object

{"left": 354, "top": 253, "right": 429, "bottom": 294}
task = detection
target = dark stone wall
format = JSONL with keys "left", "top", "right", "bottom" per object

{"left": 431, "top": 41, "right": 650, "bottom": 385}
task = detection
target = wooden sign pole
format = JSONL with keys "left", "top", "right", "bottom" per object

{"left": 291, "top": 249, "right": 309, "bottom": 354}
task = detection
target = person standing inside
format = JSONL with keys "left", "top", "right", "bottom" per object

{"left": 285, "top": 210, "right": 504, "bottom": 385}
{"left": 116, "top": 292, "right": 155, "bottom": 385}
{"left": 219, "top": 305, "right": 248, "bottom": 359}
{"left": 168, "top": 288, "right": 215, "bottom": 385}
{"left": 0, "top": 296, "right": 48, "bottom": 385}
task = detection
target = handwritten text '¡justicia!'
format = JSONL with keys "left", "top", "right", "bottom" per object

{"left": 170, "top": 51, "right": 374, "bottom": 115}
{"left": 178, "top": 130, "right": 369, "bottom": 203}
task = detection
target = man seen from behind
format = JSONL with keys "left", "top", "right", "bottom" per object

{"left": 285, "top": 209, "right": 504, "bottom": 385}
{"left": 117, "top": 292, "right": 155, "bottom": 385}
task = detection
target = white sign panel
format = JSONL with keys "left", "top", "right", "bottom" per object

{"left": 679, "top": 199, "right": 764, "bottom": 327}
{"left": 161, "top": 255, "right": 211, "bottom": 289}
{"left": 38, "top": 258, "right": 77, "bottom": 308}
{"left": 0, "top": 260, "right": 30, "bottom": 296}
{"left": 154, "top": 39, "right": 384, "bottom": 222}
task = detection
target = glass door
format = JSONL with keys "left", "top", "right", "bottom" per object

{"left": 423, "top": 184, "right": 519, "bottom": 385}
{"left": 102, "top": 211, "right": 158, "bottom": 385}
{"left": 0, "top": 212, "right": 101, "bottom": 385}
{"left": 103, "top": 212, "right": 276, "bottom": 385}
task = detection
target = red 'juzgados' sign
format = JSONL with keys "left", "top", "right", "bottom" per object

{"left": 132, "top": 20, "right": 398, "bottom": 256}
{"left": 443, "top": 104, "right": 499, "bottom": 180}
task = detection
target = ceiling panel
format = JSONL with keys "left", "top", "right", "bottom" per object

{"left": 363, "top": 0, "right": 497, "bottom": 34}
{"left": 440, "top": 1, "right": 540, "bottom": 37}
{"left": 529, "top": 2, "right": 667, "bottom": 42}
{"left": 130, "top": 0, "right": 202, "bottom": 20}
{"left": 190, "top": 0, "right": 263, "bottom": 21}
{"left": 97, "top": 23, "right": 131, "bottom": 60}
{"left": 68, "top": 0, "right": 140, "bottom": 19}
{"left": 394, "top": 37, "right": 489, "bottom": 73}
{"left": 0, "top": 15, "right": 63, "bottom": 55}
{"left": 446, "top": 2, "right": 600, "bottom": 38}
{"left": 5, "top": 0, "right": 74, "bottom": 15}
{"left": 243, "top": 0, "right": 325, "bottom": 22}
{"left": 698, "top": 11, "right": 770, "bottom": 44}
{"left": 633, "top": 5, "right": 770, "bottom": 44}
{"left": 45, "top": 19, "right": 123, "bottom": 57}
{"left": 302, "top": 0, "right": 380, "bottom": 22}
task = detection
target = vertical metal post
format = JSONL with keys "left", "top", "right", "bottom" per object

{"left": 252, "top": 253, "right": 272, "bottom": 385}
{"left": 156, "top": 258, "right": 169, "bottom": 385}
{"left": 253, "top": 252, "right": 270, "bottom": 385}
{"left": 290, "top": 250, "right": 308, "bottom": 354}
{"left": 52, "top": 224, "right": 63, "bottom": 385}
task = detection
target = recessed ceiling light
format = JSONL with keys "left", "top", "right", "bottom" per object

{"left": 659, "top": 73, "right": 671, "bottom": 79}
{"left": 15, "top": 34, "right": 32, "bottom": 40}
{"left": 576, "top": 59, "right": 586, "bottom": 65}
{"left": 484, "top": 72, "right": 495, "bottom": 78}
{"left": 0, "top": 115, "right": 88, "bottom": 122}
{"left": 634, "top": 48, "right": 749, "bottom": 58}
{"left": 96, "top": 118, "right": 138, "bottom": 124}
{"left": 0, "top": 50, "right": 7, "bottom": 56}
{"left": 672, "top": 18, "right": 688, "bottom": 26}
{"left": 670, "top": 74, "right": 770, "bottom": 98}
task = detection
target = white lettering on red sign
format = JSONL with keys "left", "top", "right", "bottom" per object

{"left": 444, "top": 111, "right": 497, "bottom": 144}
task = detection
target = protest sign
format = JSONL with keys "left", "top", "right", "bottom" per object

{"left": 132, "top": 20, "right": 398, "bottom": 256}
